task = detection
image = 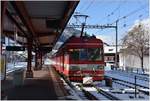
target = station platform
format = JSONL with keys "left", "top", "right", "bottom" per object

{"left": 1, "top": 66, "right": 70, "bottom": 100}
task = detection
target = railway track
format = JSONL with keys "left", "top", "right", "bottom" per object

{"left": 77, "top": 84, "right": 98, "bottom": 100}
{"left": 105, "top": 75, "right": 149, "bottom": 95}
{"left": 105, "top": 76, "right": 149, "bottom": 89}
{"left": 60, "top": 74, "right": 119, "bottom": 100}
{"left": 59, "top": 71, "right": 121, "bottom": 100}
{"left": 93, "top": 85, "right": 120, "bottom": 100}
{"left": 113, "top": 80, "right": 149, "bottom": 95}
{"left": 77, "top": 84, "right": 120, "bottom": 100}
{"left": 58, "top": 73, "right": 97, "bottom": 100}
{"left": 58, "top": 71, "right": 148, "bottom": 100}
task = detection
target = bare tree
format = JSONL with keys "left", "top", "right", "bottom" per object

{"left": 122, "top": 23, "right": 149, "bottom": 73}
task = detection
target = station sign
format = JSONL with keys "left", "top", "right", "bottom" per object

{"left": 6, "top": 46, "right": 25, "bottom": 51}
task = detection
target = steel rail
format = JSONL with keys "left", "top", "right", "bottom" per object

{"left": 93, "top": 85, "right": 120, "bottom": 100}
{"left": 113, "top": 80, "right": 149, "bottom": 95}
{"left": 105, "top": 76, "right": 149, "bottom": 89}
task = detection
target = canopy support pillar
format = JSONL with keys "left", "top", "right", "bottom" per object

{"left": 26, "top": 38, "right": 33, "bottom": 78}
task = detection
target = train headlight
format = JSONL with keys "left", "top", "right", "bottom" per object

{"left": 69, "top": 49, "right": 73, "bottom": 52}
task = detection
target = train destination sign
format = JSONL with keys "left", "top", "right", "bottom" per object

{"left": 6, "top": 46, "right": 25, "bottom": 51}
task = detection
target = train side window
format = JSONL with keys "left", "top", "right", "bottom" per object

{"left": 70, "top": 49, "right": 79, "bottom": 61}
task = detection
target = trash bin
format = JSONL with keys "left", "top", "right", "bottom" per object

{"left": 13, "top": 69, "right": 24, "bottom": 86}
{"left": 105, "top": 77, "right": 112, "bottom": 87}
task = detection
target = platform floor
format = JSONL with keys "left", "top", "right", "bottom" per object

{"left": 1, "top": 66, "right": 69, "bottom": 100}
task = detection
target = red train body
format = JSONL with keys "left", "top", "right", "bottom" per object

{"left": 51, "top": 36, "right": 104, "bottom": 82}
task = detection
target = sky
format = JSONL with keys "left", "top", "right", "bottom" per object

{"left": 68, "top": 0, "right": 149, "bottom": 45}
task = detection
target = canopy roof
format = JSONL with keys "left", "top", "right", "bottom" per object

{"left": 2, "top": 1, "right": 79, "bottom": 52}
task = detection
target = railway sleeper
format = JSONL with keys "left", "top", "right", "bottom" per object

{"left": 94, "top": 86, "right": 120, "bottom": 100}
{"left": 78, "top": 85, "right": 98, "bottom": 100}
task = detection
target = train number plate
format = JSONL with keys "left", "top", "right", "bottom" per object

{"left": 83, "top": 76, "right": 93, "bottom": 84}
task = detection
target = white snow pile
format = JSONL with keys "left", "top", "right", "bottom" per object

{"left": 60, "top": 78, "right": 82, "bottom": 100}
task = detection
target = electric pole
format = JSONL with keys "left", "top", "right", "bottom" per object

{"left": 115, "top": 20, "right": 119, "bottom": 69}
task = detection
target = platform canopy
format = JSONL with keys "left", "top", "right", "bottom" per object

{"left": 2, "top": 1, "right": 79, "bottom": 52}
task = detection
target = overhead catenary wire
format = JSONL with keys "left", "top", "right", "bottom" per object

{"left": 108, "top": 0, "right": 124, "bottom": 17}
{"left": 81, "top": 0, "right": 95, "bottom": 13}
{"left": 110, "top": 4, "right": 147, "bottom": 25}
{"left": 69, "top": 0, "right": 148, "bottom": 46}
{"left": 78, "top": 0, "right": 89, "bottom": 12}
{"left": 95, "top": 4, "right": 147, "bottom": 35}
{"left": 97, "top": 0, "right": 126, "bottom": 24}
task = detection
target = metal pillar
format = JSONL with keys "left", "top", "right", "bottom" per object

{"left": 80, "top": 23, "right": 85, "bottom": 37}
{"left": 36, "top": 51, "right": 40, "bottom": 70}
{"left": 34, "top": 48, "right": 38, "bottom": 70}
{"left": 40, "top": 51, "right": 42, "bottom": 69}
{"left": 26, "top": 38, "right": 33, "bottom": 78}
{"left": 1, "top": 2, "right": 8, "bottom": 81}
{"left": 1, "top": 1, "right": 8, "bottom": 55}
{"left": 115, "top": 20, "right": 118, "bottom": 68}
{"left": 135, "top": 76, "right": 137, "bottom": 98}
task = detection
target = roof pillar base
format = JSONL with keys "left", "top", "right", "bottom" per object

{"left": 26, "top": 70, "right": 33, "bottom": 78}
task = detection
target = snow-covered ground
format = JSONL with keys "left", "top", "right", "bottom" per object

{"left": 69, "top": 70, "right": 150, "bottom": 100}
{"left": 95, "top": 80, "right": 149, "bottom": 100}
{"left": 1, "top": 62, "right": 35, "bottom": 80}
{"left": 83, "top": 86, "right": 109, "bottom": 100}
{"left": 105, "top": 70, "right": 149, "bottom": 88}
{"left": 71, "top": 80, "right": 149, "bottom": 100}
{"left": 6, "top": 62, "right": 35, "bottom": 73}
{"left": 60, "top": 79, "right": 84, "bottom": 100}
{"left": 110, "top": 70, "right": 149, "bottom": 79}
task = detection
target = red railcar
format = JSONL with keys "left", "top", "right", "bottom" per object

{"left": 51, "top": 36, "right": 104, "bottom": 82}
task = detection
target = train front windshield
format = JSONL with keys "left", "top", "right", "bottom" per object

{"left": 70, "top": 48, "right": 103, "bottom": 61}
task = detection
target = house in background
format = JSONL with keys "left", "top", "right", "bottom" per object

{"left": 103, "top": 44, "right": 149, "bottom": 73}
{"left": 119, "top": 48, "right": 149, "bottom": 73}
{"left": 103, "top": 44, "right": 120, "bottom": 69}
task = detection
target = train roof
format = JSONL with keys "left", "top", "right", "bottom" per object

{"left": 51, "top": 36, "right": 103, "bottom": 56}
{"left": 66, "top": 35, "right": 103, "bottom": 44}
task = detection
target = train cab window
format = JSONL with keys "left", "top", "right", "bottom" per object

{"left": 70, "top": 49, "right": 79, "bottom": 61}
{"left": 87, "top": 48, "right": 103, "bottom": 61}
{"left": 88, "top": 48, "right": 102, "bottom": 61}
{"left": 79, "top": 49, "right": 88, "bottom": 60}
{"left": 70, "top": 48, "right": 103, "bottom": 61}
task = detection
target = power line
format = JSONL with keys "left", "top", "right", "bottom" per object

{"left": 78, "top": 0, "right": 89, "bottom": 12}
{"left": 73, "top": 1, "right": 148, "bottom": 36}
{"left": 110, "top": 4, "right": 147, "bottom": 25}
{"left": 81, "top": 0, "right": 95, "bottom": 13}
{"left": 95, "top": 4, "right": 146, "bottom": 33}
{"left": 109, "top": 0, "right": 124, "bottom": 16}
{"left": 97, "top": 0, "right": 126, "bottom": 24}
{"left": 121, "top": 14, "right": 148, "bottom": 31}
{"left": 94, "top": 4, "right": 147, "bottom": 35}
